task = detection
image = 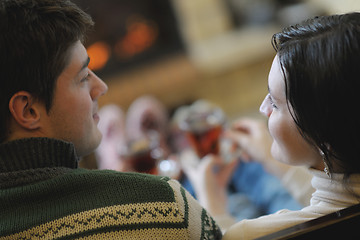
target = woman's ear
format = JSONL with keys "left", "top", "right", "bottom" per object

{"left": 8, "top": 91, "right": 42, "bottom": 130}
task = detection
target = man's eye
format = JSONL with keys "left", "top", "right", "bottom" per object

{"left": 81, "top": 72, "right": 90, "bottom": 82}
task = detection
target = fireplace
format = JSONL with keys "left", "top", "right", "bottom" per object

{"left": 72, "top": 0, "right": 184, "bottom": 79}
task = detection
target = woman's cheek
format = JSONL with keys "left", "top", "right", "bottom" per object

{"left": 267, "top": 112, "right": 290, "bottom": 163}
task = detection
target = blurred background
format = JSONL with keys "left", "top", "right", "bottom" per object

{"left": 76, "top": 1, "right": 360, "bottom": 214}
{"left": 73, "top": 0, "right": 360, "bottom": 119}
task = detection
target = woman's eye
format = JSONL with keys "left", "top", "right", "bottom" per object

{"left": 268, "top": 94, "right": 277, "bottom": 109}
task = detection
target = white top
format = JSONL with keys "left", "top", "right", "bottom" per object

{"left": 281, "top": 166, "right": 314, "bottom": 206}
{"left": 222, "top": 169, "right": 360, "bottom": 239}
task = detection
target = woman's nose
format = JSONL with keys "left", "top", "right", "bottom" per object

{"left": 259, "top": 94, "right": 272, "bottom": 117}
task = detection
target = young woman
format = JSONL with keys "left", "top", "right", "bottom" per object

{"left": 185, "top": 12, "right": 360, "bottom": 239}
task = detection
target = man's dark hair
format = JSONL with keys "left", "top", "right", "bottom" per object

{"left": 0, "top": 0, "right": 94, "bottom": 142}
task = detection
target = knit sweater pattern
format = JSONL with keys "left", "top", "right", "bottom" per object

{"left": 0, "top": 138, "right": 222, "bottom": 239}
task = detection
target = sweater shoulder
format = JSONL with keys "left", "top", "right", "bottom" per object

{"left": 1, "top": 169, "right": 223, "bottom": 239}
{"left": 64, "top": 168, "right": 177, "bottom": 204}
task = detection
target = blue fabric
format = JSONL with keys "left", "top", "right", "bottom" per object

{"left": 230, "top": 162, "right": 302, "bottom": 214}
{"left": 180, "top": 161, "right": 302, "bottom": 221}
{"left": 180, "top": 174, "right": 196, "bottom": 197}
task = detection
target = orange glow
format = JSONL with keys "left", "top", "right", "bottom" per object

{"left": 114, "top": 15, "right": 158, "bottom": 59}
{"left": 87, "top": 41, "right": 111, "bottom": 71}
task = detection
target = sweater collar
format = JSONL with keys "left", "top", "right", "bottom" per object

{"left": 0, "top": 137, "right": 79, "bottom": 173}
{"left": 309, "top": 168, "right": 360, "bottom": 207}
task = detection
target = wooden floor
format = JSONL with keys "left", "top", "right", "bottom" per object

{"left": 99, "top": 53, "right": 273, "bottom": 121}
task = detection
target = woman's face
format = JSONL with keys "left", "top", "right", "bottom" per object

{"left": 260, "top": 55, "right": 323, "bottom": 169}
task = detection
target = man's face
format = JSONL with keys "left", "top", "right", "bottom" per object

{"left": 42, "top": 40, "right": 108, "bottom": 157}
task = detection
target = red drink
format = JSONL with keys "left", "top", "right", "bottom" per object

{"left": 185, "top": 124, "right": 222, "bottom": 158}
{"left": 179, "top": 101, "right": 225, "bottom": 158}
{"left": 129, "top": 149, "right": 158, "bottom": 174}
{"left": 122, "top": 138, "right": 161, "bottom": 175}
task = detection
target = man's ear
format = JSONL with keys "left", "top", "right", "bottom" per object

{"left": 8, "top": 91, "right": 42, "bottom": 130}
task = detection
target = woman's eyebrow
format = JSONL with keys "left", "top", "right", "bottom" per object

{"left": 268, "top": 85, "right": 274, "bottom": 97}
{"left": 268, "top": 84, "right": 281, "bottom": 102}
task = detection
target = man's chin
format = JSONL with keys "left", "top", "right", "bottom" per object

{"left": 92, "top": 132, "right": 103, "bottom": 151}
{"left": 77, "top": 135, "right": 102, "bottom": 158}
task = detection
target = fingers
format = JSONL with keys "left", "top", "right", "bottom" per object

{"left": 203, "top": 154, "right": 240, "bottom": 186}
{"left": 232, "top": 117, "right": 259, "bottom": 129}
{"left": 180, "top": 151, "right": 220, "bottom": 180}
{"left": 223, "top": 117, "right": 273, "bottom": 164}
{"left": 180, "top": 149, "right": 200, "bottom": 177}
{"left": 219, "top": 158, "right": 240, "bottom": 184}
{"left": 224, "top": 128, "right": 252, "bottom": 154}
{"left": 201, "top": 154, "right": 222, "bottom": 175}
{"left": 232, "top": 118, "right": 267, "bottom": 136}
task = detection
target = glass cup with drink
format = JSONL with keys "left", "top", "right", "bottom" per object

{"left": 178, "top": 100, "right": 226, "bottom": 159}
{"left": 119, "top": 130, "right": 181, "bottom": 178}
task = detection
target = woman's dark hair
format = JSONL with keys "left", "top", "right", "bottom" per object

{"left": 0, "top": 0, "right": 93, "bottom": 142}
{"left": 272, "top": 13, "right": 360, "bottom": 179}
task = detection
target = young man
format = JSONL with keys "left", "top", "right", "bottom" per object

{"left": 0, "top": 0, "right": 222, "bottom": 239}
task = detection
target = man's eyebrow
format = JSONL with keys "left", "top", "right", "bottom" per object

{"left": 77, "top": 56, "right": 90, "bottom": 75}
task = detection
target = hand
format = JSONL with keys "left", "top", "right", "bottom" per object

{"left": 225, "top": 118, "right": 273, "bottom": 165}
{"left": 225, "top": 117, "right": 291, "bottom": 178}
{"left": 181, "top": 150, "right": 239, "bottom": 216}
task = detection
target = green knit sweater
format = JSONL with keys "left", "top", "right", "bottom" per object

{"left": 0, "top": 138, "right": 222, "bottom": 239}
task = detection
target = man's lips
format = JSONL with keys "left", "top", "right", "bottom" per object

{"left": 93, "top": 113, "right": 100, "bottom": 122}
